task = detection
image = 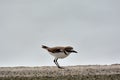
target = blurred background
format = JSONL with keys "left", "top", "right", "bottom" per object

{"left": 0, "top": 0, "right": 120, "bottom": 67}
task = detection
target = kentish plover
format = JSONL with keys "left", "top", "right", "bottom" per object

{"left": 42, "top": 45, "right": 77, "bottom": 69}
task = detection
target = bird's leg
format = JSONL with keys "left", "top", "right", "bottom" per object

{"left": 54, "top": 58, "right": 63, "bottom": 69}
{"left": 54, "top": 58, "right": 60, "bottom": 68}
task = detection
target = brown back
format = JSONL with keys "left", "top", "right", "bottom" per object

{"left": 47, "top": 46, "right": 73, "bottom": 53}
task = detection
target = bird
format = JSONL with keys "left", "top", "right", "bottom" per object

{"left": 42, "top": 45, "right": 77, "bottom": 69}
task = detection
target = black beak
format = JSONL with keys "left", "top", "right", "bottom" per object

{"left": 71, "top": 50, "right": 78, "bottom": 53}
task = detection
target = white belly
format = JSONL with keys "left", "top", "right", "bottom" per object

{"left": 49, "top": 52, "right": 70, "bottom": 59}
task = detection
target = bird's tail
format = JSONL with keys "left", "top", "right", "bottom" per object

{"left": 42, "top": 45, "right": 49, "bottom": 49}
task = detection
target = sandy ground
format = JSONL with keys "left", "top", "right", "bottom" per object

{"left": 0, "top": 64, "right": 120, "bottom": 77}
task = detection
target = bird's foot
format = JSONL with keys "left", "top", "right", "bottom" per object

{"left": 58, "top": 66, "right": 64, "bottom": 69}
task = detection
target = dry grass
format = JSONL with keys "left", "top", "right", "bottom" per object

{"left": 0, "top": 64, "right": 120, "bottom": 80}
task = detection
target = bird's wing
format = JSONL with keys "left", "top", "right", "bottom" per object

{"left": 48, "top": 47, "right": 64, "bottom": 53}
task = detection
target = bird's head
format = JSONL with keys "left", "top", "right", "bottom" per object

{"left": 65, "top": 46, "right": 77, "bottom": 53}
